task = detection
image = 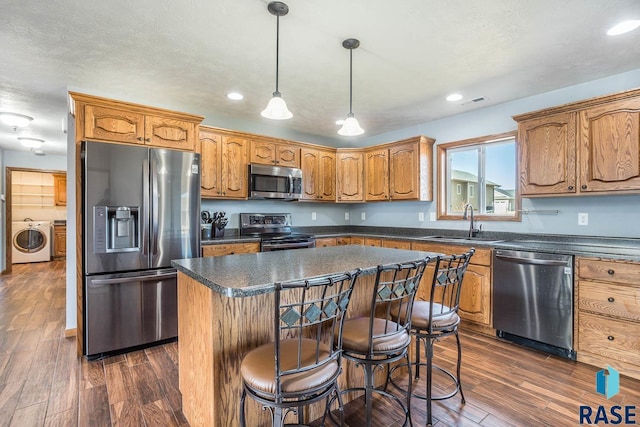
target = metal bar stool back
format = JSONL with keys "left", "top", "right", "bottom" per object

{"left": 339, "top": 257, "right": 432, "bottom": 427}
{"left": 240, "top": 269, "right": 361, "bottom": 427}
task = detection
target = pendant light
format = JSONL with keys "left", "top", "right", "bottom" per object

{"left": 18, "top": 137, "right": 44, "bottom": 148}
{"left": 261, "top": 1, "right": 292, "bottom": 120}
{"left": 338, "top": 38, "right": 364, "bottom": 136}
{"left": 0, "top": 112, "right": 33, "bottom": 129}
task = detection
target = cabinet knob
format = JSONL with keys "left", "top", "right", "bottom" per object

{"left": 145, "top": 138, "right": 151, "bottom": 142}
{"left": 607, "top": 269, "right": 615, "bottom": 275}
{"left": 581, "top": 184, "right": 587, "bottom": 190}
{"left": 568, "top": 185, "right": 574, "bottom": 190}
{"left": 230, "top": 252, "right": 235, "bottom": 255}
{"left": 607, "top": 335, "right": 615, "bottom": 341}
{"left": 607, "top": 297, "right": 615, "bottom": 303}
{"left": 137, "top": 137, "right": 143, "bottom": 141}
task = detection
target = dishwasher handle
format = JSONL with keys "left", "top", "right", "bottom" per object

{"left": 495, "top": 254, "right": 569, "bottom": 266}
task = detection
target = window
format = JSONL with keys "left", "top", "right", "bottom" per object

{"left": 437, "top": 131, "right": 520, "bottom": 221}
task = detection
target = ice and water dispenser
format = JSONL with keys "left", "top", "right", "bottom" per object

{"left": 93, "top": 206, "right": 140, "bottom": 253}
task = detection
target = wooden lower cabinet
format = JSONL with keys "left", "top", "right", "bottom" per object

{"left": 382, "top": 239, "right": 411, "bottom": 250}
{"left": 315, "top": 238, "right": 337, "bottom": 248}
{"left": 53, "top": 225, "right": 66, "bottom": 259}
{"left": 350, "top": 236, "right": 365, "bottom": 245}
{"left": 201, "top": 242, "right": 260, "bottom": 257}
{"left": 411, "top": 242, "right": 492, "bottom": 328}
{"left": 364, "top": 238, "right": 382, "bottom": 247}
{"left": 576, "top": 257, "right": 640, "bottom": 380}
{"left": 336, "top": 237, "right": 351, "bottom": 246}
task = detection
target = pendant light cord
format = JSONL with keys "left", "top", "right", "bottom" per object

{"left": 348, "top": 47, "right": 353, "bottom": 115}
{"left": 275, "top": 14, "right": 280, "bottom": 95}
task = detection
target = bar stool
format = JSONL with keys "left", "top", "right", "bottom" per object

{"left": 339, "top": 258, "right": 431, "bottom": 427}
{"left": 239, "top": 269, "right": 360, "bottom": 427}
{"left": 389, "top": 249, "right": 474, "bottom": 427}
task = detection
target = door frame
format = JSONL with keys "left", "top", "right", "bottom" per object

{"left": 4, "top": 167, "right": 66, "bottom": 274}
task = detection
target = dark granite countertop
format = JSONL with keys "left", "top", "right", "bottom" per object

{"left": 199, "top": 226, "right": 640, "bottom": 262}
{"left": 172, "top": 245, "right": 440, "bottom": 297}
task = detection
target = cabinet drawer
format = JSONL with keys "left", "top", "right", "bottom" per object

{"left": 578, "top": 311, "right": 640, "bottom": 366}
{"left": 336, "top": 237, "right": 351, "bottom": 246}
{"left": 382, "top": 239, "right": 411, "bottom": 250}
{"left": 315, "top": 238, "right": 337, "bottom": 247}
{"left": 579, "top": 281, "right": 640, "bottom": 322}
{"left": 578, "top": 258, "right": 640, "bottom": 285}
{"left": 350, "top": 236, "right": 365, "bottom": 245}
{"left": 411, "top": 242, "right": 490, "bottom": 266}
{"left": 364, "top": 238, "right": 382, "bottom": 247}
{"left": 202, "top": 242, "right": 260, "bottom": 257}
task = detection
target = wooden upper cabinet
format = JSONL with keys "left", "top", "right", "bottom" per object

{"left": 517, "top": 112, "right": 577, "bottom": 195}
{"left": 389, "top": 140, "right": 432, "bottom": 201}
{"left": 53, "top": 173, "right": 67, "bottom": 206}
{"left": 84, "top": 105, "right": 145, "bottom": 144}
{"left": 73, "top": 92, "right": 203, "bottom": 151}
{"left": 144, "top": 115, "right": 196, "bottom": 151}
{"left": 514, "top": 87, "right": 640, "bottom": 197}
{"left": 578, "top": 97, "right": 640, "bottom": 193}
{"left": 336, "top": 150, "right": 364, "bottom": 202}
{"left": 300, "top": 148, "right": 336, "bottom": 201}
{"left": 365, "top": 148, "right": 389, "bottom": 201}
{"left": 250, "top": 139, "right": 300, "bottom": 167}
{"left": 199, "top": 127, "right": 248, "bottom": 199}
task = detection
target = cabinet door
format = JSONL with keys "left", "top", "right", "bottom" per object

{"left": 277, "top": 144, "right": 300, "bottom": 167}
{"left": 365, "top": 148, "right": 389, "bottom": 201}
{"left": 364, "top": 238, "right": 382, "bottom": 247}
{"left": 315, "top": 238, "right": 337, "bottom": 247}
{"left": 578, "top": 97, "right": 640, "bottom": 192}
{"left": 389, "top": 142, "right": 419, "bottom": 200}
{"left": 382, "top": 239, "right": 411, "bottom": 249}
{"left": 300, "top": 148, "right": 319, "bottom": 200}
{"left": 144, "top": 116, "right": 196, "bottom": 151}
{"left": 318, "top": 150, "right": 336, "bottom": 200}
{"left": 221, "top": 136, "right": 248, "bottom": 198}
{"left": 518, "top": 112, "right": 577, "bottom": 195}
{"left": 54, "top": 226, "right": 67, "bottom": 258}
{"left": 199, "top": 130, "right": 222, "bottom": 198}
{"left": 53, "top": 174, "right": 67, "bottom": 206}
{"left": 458, "top": 264, "right": 491, "bottom": 326}
{"left": 250, "top": 139, "right": 277, "bottom": 165}
{"left": 84, "top": 105, "right": 145, "bottom": 144}
{"left": 336, "top": 152, "right": 364, "bottom": 202}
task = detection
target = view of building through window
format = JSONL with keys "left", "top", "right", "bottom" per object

{"left": 446, "top": 136, "right": 516, "bottom": 217}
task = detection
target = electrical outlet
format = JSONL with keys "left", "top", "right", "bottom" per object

{"left": 311, "top": 212, "right": 317, "bottom": 221}
{"left": 578, "top": 213, "right": 588, "bottom": 226}
{"left": 361, "top": 212, "right": 366, "bottom": 221}
{"left": 418, "top": 212, "right": 425, "bottom": 222}
{"left": 344, "top": 212, "right": 349, "bottom": 221}
{"left": 429, "top": 212, "right": 436, "bottom": 221}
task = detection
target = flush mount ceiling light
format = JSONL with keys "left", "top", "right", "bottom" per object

{"left": 0, "top": 112, "right": 33, "bottom": 128}
{"left": 261, "top": 1, "right": 292, "bottom": 120}
{"left": 338, "top": 38, "right": 364, "bottom": 136}
{"left": 18, "top": 137, "right": 44, "bottom": 148}
{"left": 446, "top": 93, "right": 463, "bottom": 102}
{"left": 607, "top": 20, "right": 640, "bottom": 36}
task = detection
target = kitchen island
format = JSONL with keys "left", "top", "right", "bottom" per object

{"left": 172, "top": 245, "right": 439, "bottom": 427}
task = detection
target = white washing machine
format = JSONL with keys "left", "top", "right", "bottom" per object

{"left": 12, "top": 221, "right": 52, "bottom": 264}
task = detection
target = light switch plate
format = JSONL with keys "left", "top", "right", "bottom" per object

{"left": 311, "top": 212, "right": 317, "bottom": 221}
{"left": 418, "top": 212, "right": 425, "bottom": 222}
{"left": 344, "top": 212, "right": 349, "bottom": 221}
{"left": 361, "top": 212, "right": 366, "bottom": 221}
{"left": 429, "top": 212, "right": 436, "bottom": 221}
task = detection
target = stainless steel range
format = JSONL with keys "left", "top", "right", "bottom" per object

{"left": 240, "top": 213, "right": 316, "bottom": 251}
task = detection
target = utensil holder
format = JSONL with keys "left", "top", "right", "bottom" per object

{"left": 201, "top": 224, "right": 212, "bottom": 240}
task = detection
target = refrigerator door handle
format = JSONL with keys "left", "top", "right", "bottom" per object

{"left": 142, "top": 156, "right": 150, "bottom": 256}
{"left": 151, "top": 157, "right": 159, "bottom": 255}
{"left": 89, "top": 271, "right": 177, "bottom": 286}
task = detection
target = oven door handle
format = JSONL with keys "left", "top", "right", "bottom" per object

{"left": 263, "top": 241, "right": 314, "bottom": 251}
{"left": 495, "top": 254, "right": 568, "bottom": 266}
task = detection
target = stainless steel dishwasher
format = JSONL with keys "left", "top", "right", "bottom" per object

{"left": 493, "top": 249, "right": 576, "bottom": 359}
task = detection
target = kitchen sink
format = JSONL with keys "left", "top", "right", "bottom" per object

{"left": 424, "top": 235, "right": 505, "bottom": 244}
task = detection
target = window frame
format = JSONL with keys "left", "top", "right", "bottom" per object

{"left": 437, "top": 131, "right": 521, "bottom": 222}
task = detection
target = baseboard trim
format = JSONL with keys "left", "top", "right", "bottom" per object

{"left": 65, "top": 328, "right": 77, "bottom": 338}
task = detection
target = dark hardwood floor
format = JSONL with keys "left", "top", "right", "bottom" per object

{"left": 1, "top": 260, "right": 638, "bottom": 426}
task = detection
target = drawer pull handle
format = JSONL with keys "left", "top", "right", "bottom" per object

{"left": 607, "top": 336, "right": 615, "bottom": 341}
{"left": 607, "top": 269, "right": 615, "bottom": 275}
{"left": 568, "top": 185, "right": 574, "bottom": 190}
{"left": 607, "top": 297, "right": 615, "bottom": 303}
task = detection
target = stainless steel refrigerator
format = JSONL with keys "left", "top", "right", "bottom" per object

{"left": 82, "top": 141, "right": 200, "bottom": 357}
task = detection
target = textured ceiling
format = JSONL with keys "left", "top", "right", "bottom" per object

{"left": 1, "top": 0, "right": 640, "bottom": 156}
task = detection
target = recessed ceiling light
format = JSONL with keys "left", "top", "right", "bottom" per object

{"left": 446, "top": 93, "right": 463, "bottom": 102}
{"left": 227, "top": 92, "right": 244, "bottom": 100}
{"left": 607, "top": 20, "right": 640, "bottom": 36}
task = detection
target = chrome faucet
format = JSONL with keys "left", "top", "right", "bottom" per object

{"left": 463, "top": 203, "right": 480, "bottom": 238}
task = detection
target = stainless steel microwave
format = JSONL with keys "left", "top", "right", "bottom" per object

{"left": 249, "top": 164, "right": 303, "bottom": 200}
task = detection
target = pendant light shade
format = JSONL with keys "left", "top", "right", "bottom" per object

{"left": 261, "top": 2, "right": 292, "bottom": 120}
{"left": 338, "top": 38, "right": 364, "bottom": 136}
